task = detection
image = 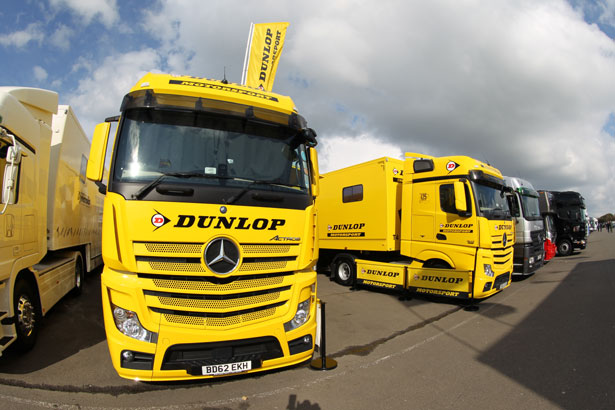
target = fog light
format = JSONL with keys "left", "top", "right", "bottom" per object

{"left": 122, "top": 350, "right": 135, "bottom": 362}
{"left": 284, "top": 299, "right": 311, "bottom": 331}
{"left": 529, "top": 256, "right": 535, "bottom": 265}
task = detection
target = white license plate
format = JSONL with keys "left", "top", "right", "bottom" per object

{"left": 498, "top": 282, "right": 507, "bottom": 290}
{"left": 202, "top": 361, "right": 252, "bottom": 376}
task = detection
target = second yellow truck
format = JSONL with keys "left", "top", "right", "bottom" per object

{"left": 317, "top": 153, "right": 514, "bottom": 300}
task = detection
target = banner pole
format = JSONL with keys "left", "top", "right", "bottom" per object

{"left": 241, "top": 22, "right": 254, "bottom": 85}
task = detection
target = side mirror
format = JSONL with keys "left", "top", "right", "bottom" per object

{"left": 2, "top": 160, "right": 18, "bottom": 205}
{"left": 87, "top": 122, "right": 111, "bottom": 182}
{"left": 1, "top": 143, "right": 24, "bottom": 209}
{"left": 454, "top": 181, "right": 467, "bottom": 213}
{"left": 309, "top": 147, "right": 319, "bottom": 198}
{"left": 7, "top": 145, "right": 22, "bottom": 165}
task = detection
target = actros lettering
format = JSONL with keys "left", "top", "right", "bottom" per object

{"left": 174, "top": 215, "right": 286, "bottom": 231}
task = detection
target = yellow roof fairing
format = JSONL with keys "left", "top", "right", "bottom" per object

{"left": 128, "top": 73, "right": 297, "bottom": 116}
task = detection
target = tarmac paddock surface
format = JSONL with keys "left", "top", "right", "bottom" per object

{"left": 1, "top": 231, "right": 613, "bottom": 409}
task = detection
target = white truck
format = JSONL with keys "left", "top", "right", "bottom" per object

{"left": 504, "top": 176, "right": 545, "bottom": 275}
{"left": 0, "top": 87, "right": 103, "bottom": 355}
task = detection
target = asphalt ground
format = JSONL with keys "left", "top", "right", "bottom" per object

{"left": 0, "top": 230, "right": 613, "bottom": 409}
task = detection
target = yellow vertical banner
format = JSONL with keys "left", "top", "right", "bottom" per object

{"left": 241, "top": 22, "right": 289, "bottom": 92}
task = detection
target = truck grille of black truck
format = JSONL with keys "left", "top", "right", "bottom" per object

{"left": 161, "top": 336, "right": 283, "bottom": 372}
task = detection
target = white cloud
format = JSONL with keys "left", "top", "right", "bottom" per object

{"left": 50, "top": 0, "right": 119, "bottom": 28}
{"left": 318, "top": 135, "right": 404, "bottom": 174}
{"left": 0, "top": 22, "right": 44, "bottom": 48}
{"left": 33, "top": 65, "right": 48, "bottom": 81}
{"left": 50, "top": 24, "right": 74, "bottom": 50}
{"left": 66, "top": 49, "right": 162, "bottom": 139}
{"left": 61, "top": 0, "right": 615, "bottom": 216}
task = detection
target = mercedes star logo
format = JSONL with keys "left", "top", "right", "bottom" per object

{"left": 204, "top": 238, "right": 240, "bottom": 275}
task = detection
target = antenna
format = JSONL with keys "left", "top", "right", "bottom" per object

{"left": 221, "top": 66, "right": 228, "bottom": 84}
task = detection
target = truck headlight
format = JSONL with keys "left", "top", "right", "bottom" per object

{"left": 111, "top": 303, "right": 157, "bottom": 343}
{"left": 484, "top": 264, "right": 494, "bottom": 277}
{"left": 284, "top": 298, "right": 311, "bottom": 332}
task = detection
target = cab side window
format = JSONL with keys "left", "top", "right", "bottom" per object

{"left": 440, "top": 184, "right": 456, "bottom": 214}
{"left": 440, "top": 183, "right": 472, "bottom": 216}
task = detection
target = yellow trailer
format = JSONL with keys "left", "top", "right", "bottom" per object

{"left": 317, "top": 153, "right": 514, "bottom": 300}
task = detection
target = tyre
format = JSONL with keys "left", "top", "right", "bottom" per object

{"left": 332, "top": 256, "right": 355, "bottom": 286}
{"left": 557, "top": 239, "right": 573, "bottom": 257}
{"left": 13, "top": 279, "right": 41, "bottom": 352}
{"left": 71, "top": 253, "right": 85, "bottom": 296}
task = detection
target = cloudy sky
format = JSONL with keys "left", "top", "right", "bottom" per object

{"left": 1, "top": 0, "right": 615, "bottom": 216}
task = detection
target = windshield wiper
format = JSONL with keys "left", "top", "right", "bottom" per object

{"left": 223, "top": 178, "right": 299, "bottom": 205}
{"left": 132, "top": 172, "right": 231, "bottom": 200}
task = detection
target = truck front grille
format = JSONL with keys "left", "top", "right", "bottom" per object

{"left": 491, "top": 233, "right": 514, "bottom": 268}
{"left": 132, "top": 241, "right": 300, "bottom": 329}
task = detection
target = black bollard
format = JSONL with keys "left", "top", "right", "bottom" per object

{"left": 310, "top": 301, "right": 337, "bottom": 370}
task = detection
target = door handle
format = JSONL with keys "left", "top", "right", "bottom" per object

{"left": 436, "top": 233, "right": 447, "bottom": 240}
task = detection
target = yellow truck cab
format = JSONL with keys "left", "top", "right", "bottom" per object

{"left": 317, "top": 153, "right": 514, "bottom": 300}
{"left": 86, "top": 73, "right": 320, "bottom": 381}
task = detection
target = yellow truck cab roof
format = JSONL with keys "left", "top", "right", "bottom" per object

{"left": 405, "top": 152, "right": 504, "bottom": 180}
{"left": 129, "top": 73, "right": 298, "bottom": 115}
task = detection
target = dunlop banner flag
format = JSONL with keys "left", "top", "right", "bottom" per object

{"left": 241, "top": 22, "right": 289, "bottom": 91}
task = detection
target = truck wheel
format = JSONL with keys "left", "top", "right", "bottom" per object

{"left": 333, "top": 257, "right": 355, "bottom": 286}
{"left": 557, "top": 239, "right": 573, "bottom": 257}
{"left": 71, "top": 254, "right": 85, "bottom": 296}
{"left": 13, "top": 279, "right": 40, "bottom": 352}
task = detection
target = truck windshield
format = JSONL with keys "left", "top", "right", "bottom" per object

{"left": 519, "top": 189, "right": 542, "bottom": 221}
{"left": 472, "top": 182, "right": 510, "bottom": 220}
{"left": 111, "top": 108, "right": 311, "bottom": 201}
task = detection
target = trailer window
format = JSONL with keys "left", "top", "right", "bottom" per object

{"left": 343, "top": 184, "right": 363, "bottom": 203}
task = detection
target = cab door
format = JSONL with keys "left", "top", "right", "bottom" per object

{"left": 433, "top": 179, "right": 478, "bottom": 266}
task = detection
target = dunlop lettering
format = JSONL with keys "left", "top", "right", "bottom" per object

{"left": 174, "top": 215, "right": 285, "bottom": 230}
{"left": 366, "top": 269, "right": 399, "bottom": 278}
{"left": 420, "top": 275, "right": 463, "bottom": 284}
{"left": 332, "top": 223, "right": 365, "bottom": 230}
